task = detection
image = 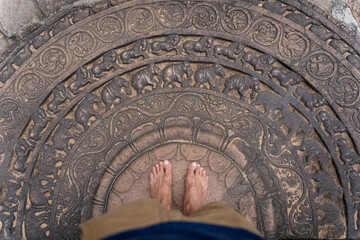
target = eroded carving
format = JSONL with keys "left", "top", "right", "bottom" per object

{"left": 162, "top": 62, "right": 193, "bottom": 87}
{"left": 151, "top": 34, "right": 181, "bottom": 56}
{"left": 120, "top": 39, "right": 149, "bottom": 64}
{"left": 101, "top": 76, "right": 131, "bottom": 110}
{"left": 194, "top": 64, "right": 225, "bottom": 90}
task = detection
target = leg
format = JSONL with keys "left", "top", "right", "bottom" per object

{"left": 182, "top": 162, "right": 260, "bottom": 236}
{"left": 188, "top": 202, "right": 261, "bottom": 236}
{"left": 150, "top": 160, "right": 172, "bottom": 210}
{"left": 80, "top": 199, "right": 172, "bottom": 240}
{"left": 183, "top": 162, "right": 208, "bottom": 216}
{"left": 80, "top": 160, "right": 176, "bottom": 240}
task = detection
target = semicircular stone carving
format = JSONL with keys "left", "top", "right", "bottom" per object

{"left": 1, "top": 0, "right": 360, "bottom": 239}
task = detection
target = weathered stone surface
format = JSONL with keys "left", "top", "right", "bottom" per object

{"left": 1, "top": 0, "right": 360, "bottom": 239}
{"left": 348, "top": 0, "right": 360, "bottom": 27}
{"left": 0, "top": 33, "right": 9, "bottom": 57}
{"left": 0, "top": 0, "right": 42, "bottom": 37}
{"left": 36, "top": 0, "right": 74, "bottom": 16}
{"left": 308, "top": 0, "right": 360, "bottom": 35}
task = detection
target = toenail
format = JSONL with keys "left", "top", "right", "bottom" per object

{"left": 192, "top": 162, "right": 197, "bottom": 167}
{"left": 164, "top": 160, "right": 169, "bottom": 165}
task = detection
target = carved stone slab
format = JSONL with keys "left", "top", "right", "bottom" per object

{"left": 1, "top": 0, "right": 360, "bottom": 239}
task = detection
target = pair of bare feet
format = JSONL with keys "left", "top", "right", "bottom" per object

{"left": 150, "top": 160, "right": 209, "bottom": 216}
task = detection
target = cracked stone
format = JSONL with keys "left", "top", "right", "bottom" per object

{"left": 0, "top": 0, "right": 43, "bottom": 37}
{"left": 348, "top": 0, "right": 360, "bottom": 27}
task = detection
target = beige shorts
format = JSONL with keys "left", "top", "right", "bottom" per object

{"left": 80, "top": 199, "right": 261, "bottom": 240}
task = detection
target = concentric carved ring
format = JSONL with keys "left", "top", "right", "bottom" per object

{"left": 279, "top": 32, "right": 310, "bottom": 59}
{"left": 251, "top": 19, "right": 280, "bottom": 46}
{"left": 39, "top": 47, "right": 68, "bottom": 75}
{"left": 95, "top": 15, "right": 124, "bottom": 42}
{"left": 0, "top": 98, "right": 21, "bottom": 127}
{"left": 305, "top": 53, "right": 337, "bottom": 80}
{"left": 156, "top": 2, "right": 187, "bottom": 28}
{"left": 68, "top": 31, "right": 96, "bottom": 57}
{"left": 126, "top": 7, "right": 155, "bottom": 33}
{"left": 221, "top": 7, "right": 251, "bottom": 34}
{"left": 1, "top": 0, "right": 360, "bottom": 239}
{"left": 19, "top": 73, "right": 45, "bottom": 100}
{"left": 330, "top": 76, "right": 359, "bottom": 106}
{"left": 190, "top": 3, "right": 219, "bottom": 30}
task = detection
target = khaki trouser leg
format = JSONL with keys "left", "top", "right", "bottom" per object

{"left": 80, "top": 199, "right": 261, "bottom": 240}
{"left": 187, "top": 201, "right": 261, "bottom": 235}
{"left": 80, "top": 199, "right": 183, "bottom": 240}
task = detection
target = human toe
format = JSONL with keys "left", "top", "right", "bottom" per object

{"left": 159, "top": 161, "right": 165, "bottom": 173}
{"left": 195, "top": 165, "right": 202, "bottom": 175}
{"left": 155, "top": 163, "right": 160, "bottom": 173}
{"left": 188, "top": 162, "right": 197, "bottom": 174}
{"left": 164, "top": 160, "right": 172, "bottom": 176}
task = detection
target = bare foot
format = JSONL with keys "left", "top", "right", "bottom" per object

{"left": 183, "top": 162, "right": 209, "bottom": 216}
{"left": 150, "top": 160, "right": 172, "bottom": 210}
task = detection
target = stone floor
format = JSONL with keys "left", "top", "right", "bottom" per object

{"left": 0, "top": 0, "right": 360, "bottom": 58}
{"left": 1, "top": 0, "right": 360, "bottom": 239}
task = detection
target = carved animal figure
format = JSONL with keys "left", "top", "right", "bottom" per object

{"left": 3, "top": 174, "right": 21, "bottom": 203}
{"left": 253, "top": 91, "right": 288, "bottom": 116}
{"left": 53, "top": 119, "right": 80, "bottom": 152}
{"left": 131, "top": 64, "right": 161, "bottom": 94}
{"left": 183, "top": 36, "right": 214, "bottom": 57}
{"left": 162, "top": 62, "right": 193, "bottom": 87}
{"left": 295, "top": 87, "right": 326, "bottom": 111}
{"left": 47, "top": 84, "right": 71, "bottom": 113}
{"left": 317, "top": 203, "right": 342, "bottom": 229}
{"left": 0, "top": 61, "right": 15, "bottom": 83}
{"left": 347, "top": 54, "right": 360, "bottom": 71}
{"left": 223, "top": 75, "right": 260, "bottom": 99}
{"left": 151, "top": 34, "right": 181, "bottom": 55}
{"left": 311, "top": 156, "right": 342, "bottom": 196}
{"left": 120, "top": 39, "right": 148, "bottom": 64}
{"left": 335, "top": 138, "right": 360, "bottom": 165}
{"left": 242, "top": 52, "right": 275, "bottom": 72}
{"left": 349, "top": 170, "right": 360, "bottom": 198}
{"left": 38, "top": 144, "right": 59, "bottom": 178}
{"left": 28, "top": 175, "right": 52, "bottom": 207}
{"left": 69, "top": 67, "right": 93, "bottom": 94}
{"left": 0, "top": 206, "right": 15, "bottom": 239}
{"left": 278, "top": 111, "right": 310, "bottom": 140}
{"left": 75, "top": 93, "right": 101, "bottom": 130}
{"left": 14, "top": 138, "right": 34, "bottom": 173}
{"left": 52, "top": 14, "right": 71, "bottom": 35}
{"left": 269, "top": 67, "right": 302, "bottom": 87}
{"left": 213, "top": 42, "right": 244, "bottom": 60}
{"left": 267, "top": 128, "right": 283, "bottom": 156}
{"left": 101, "top": 76, "right": 131, "bottom": 111}
{"left": 91, "top": 50, "right": 119, "bottom": 78}
{"left": 315, "top": 172, "right": 342, "bottom": 197}
{"left": 29, "top": 109, "right": 51, "bottom": 140}
{"left": 14, "top": 43, "right": 32, "bottom": 66}
{"left": 24, "top": 208, "right": 48, "bottom": 240}
{"left": 298, "top": 139, "right": 325, "bottom": 164}
{"left": 316, "top": 111, "right": 346, "bottom": 135}
{"left": 194, "top": 64, "right": 226, "bottom": 91}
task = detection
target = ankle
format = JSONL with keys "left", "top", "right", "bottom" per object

{"left": 160, "top": 200, "right": 171, "bottom": 210}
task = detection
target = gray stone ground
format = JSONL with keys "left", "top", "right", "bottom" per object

{"left": 0, "top": 0, "right": 102, "bottom": 56}
{"left": 0, "top": 0, "right": 359, "bottom": 58}
{"left": 307, "top": 0, "right": 360, "bottom": 35}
